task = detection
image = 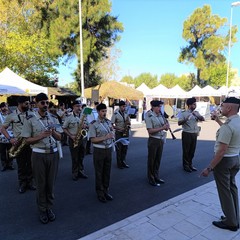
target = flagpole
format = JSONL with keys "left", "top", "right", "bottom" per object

{"left": 79, "top": 0, "right": 85, "bottom": 97}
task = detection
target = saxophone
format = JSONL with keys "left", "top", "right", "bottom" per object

{"left": 8, "top": 137, "right": 28, "bottom": 158}
{"left": 122, "top": 119, "right": 131, "bottom": 137}
{"left": 73, "top": 107, "right": 92, "bottom": 148}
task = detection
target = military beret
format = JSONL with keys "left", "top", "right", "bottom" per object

{"left": 223, "top": 97, "right": 240, "bottom": 104}
{"left": 72, "top": 100, "right": 82, "bottom": 106}
{"left": 17, "top": 96, "right": 29, "bottom": 103}
{"left": 0, "top": 102, "right": 6, "bottom": 108}
{"left": 150, "top": 100, "right": 163, "bottom": 107}
{"left": 119, "top": 100, "right": 126, "bottom": 106}
{"left": 186, "top": 97, "right": 196, "bottom": 106}
{"left": 35, "top": 93, "right": 48, "bottom": 102}
{"left": 96, "top": 103, "right": 106, "bottom": 111}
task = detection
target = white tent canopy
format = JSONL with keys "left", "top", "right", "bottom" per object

{"left": 136, "top": 83, "right": 152, "bottom": 96}
{"left": 0, "top": 67, "right": 48, "bottom": 95}
{"left": 149, "top": 84, "right": 168, "bottom": 97}
{"left": 167, "top": 84, "right": 188, "bottom": 98}
{"left": 201, "top": 85, "right": 221, "bottom": 97}
{"left": 0, "top": 84, "right": 25, "bottom": 95}
{"left": 187, "top": 85, "right": 203, "bottom": 97}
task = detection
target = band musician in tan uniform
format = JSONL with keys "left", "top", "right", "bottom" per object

{"left": 111, "top": 100, "right": 131, "bottom": 169}
{"left": 21, "top": 93, "right": 63, "bottom": 224}
{"left": 201, "top": 97, "right": 240, "bottom": 232}
{"left": 145, "top": 100, "right": 169, "bottom": 187}
{"left": 63, "top": 100, "right": 88, "bottom": 180}
{"left": 1, "top": 96, "right": 35, "bottom": 193}
{"left": 88, "top": 103, "right": 115, "bottom": 203}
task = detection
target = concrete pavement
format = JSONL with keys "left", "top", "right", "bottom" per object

{"left": 81, "top": 173, "right": 240, "bottom": 240}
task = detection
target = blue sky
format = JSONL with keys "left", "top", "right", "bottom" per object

{"left": 58, "top": 0, "right": 240, "bottom": 86}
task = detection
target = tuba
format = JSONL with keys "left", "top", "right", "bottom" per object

{"left": 8, "top": 137, "right": 27, "bottom": 158}
{"left": 73, "top": 107, "right": 92, "bottom": 148}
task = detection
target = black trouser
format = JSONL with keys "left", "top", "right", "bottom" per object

{"left": 86, "top": 140, "right": 91, "bottom": 153}
{"left": 115, "top": 131, "right": 128, "bottom": 167}
{"left": 147, "top": 137, "right": 164, "bottom": 183}
{"left": 93, "top": 147, "right": 112, "bottom": 197}
{"left": 16, "top": 146, "right": 33, "bottom": 187}
{"left": 68, "top": 138, "right": 86, "bottom": 178}
{"left": 32, "top": 151, "right": 59, "bottom": 213}
{"left": 182, "top": 131, "right": 197, "bottom": 168}
{"left": 0, "top": 143, "right": 12, "bottom": 168}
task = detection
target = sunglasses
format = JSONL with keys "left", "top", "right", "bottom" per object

{"left": 40, "top": 101, "right": 49, "bottom": 105}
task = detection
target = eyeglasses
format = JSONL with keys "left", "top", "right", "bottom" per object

{"left": 40, "top": 101, "right": 49, "bottom": 105}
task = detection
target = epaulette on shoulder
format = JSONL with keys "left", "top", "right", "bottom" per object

{"left": 90, "top": 120, "right": 96, "bottom": 124}
{"left": 114, "top": 112, "right": 118, "bottom": 115}
{"left": 26, "top": 115, "right": 34, "bottom": 120}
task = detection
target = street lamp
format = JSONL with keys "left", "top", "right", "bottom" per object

{"left": 79, "top": 0, "right": 85, "bottom": 97}
{"left": 226, "top": 1, "right": 240, "bottom": 95}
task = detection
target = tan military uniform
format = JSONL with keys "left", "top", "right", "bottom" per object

{"left": 63, "top": 112, "right": 87, "bottom": 179}
{"left": 21, "top": 111, "right": 63, "bottom": 213}
{"left": 111, "top": 109, "right": 131, "bottom": 168}
{"left": 145, "top": 110, "right": 166, "bottom": 185}
{"left": 178, "top": 109, "right": 202, "bottom": 170}
{"left": 213, "top": 115, "right": 240, "bottom": 227}
{"left": 88, "top": 118, "right": 113, "bottom": 198}
{"left": 3, "top": 109, "right": 33, "bottom": 188}
{"left": 178, "top": 110, "right": 200, "bottom": 133}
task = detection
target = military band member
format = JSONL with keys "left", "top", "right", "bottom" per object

{"left": 88, "top": 103, "right": 114, "bottom": 203}
{"left": 86, "top": 101, "right": 99, "bottom": 154}
{"left": 201, "top": 97, "right": 240, "bottom": 231}
{"left": 1, "top": 96, "right": 35, "bottom": 193}
{"left": 178, "top": 97, "right": 204, "bottom": 173}
{"left": 0, "top": 102, "right": 13, "bottom": 171}
{"left": 21, "top": 93, "right": 63, "bottom": 224}
{"left": 111, "top": 100, "right": 131, "bottom": 169}
{"left": 145, "top": 100, "right": 169, "bottom": 186}
{"left": 63, "top": 100, "right": 88, "bottom": 180}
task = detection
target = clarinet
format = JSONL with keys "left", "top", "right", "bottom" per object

{"left": 160, "top": 111, "right": 176, "bottom": 140}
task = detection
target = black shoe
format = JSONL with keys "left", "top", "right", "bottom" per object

{"left": 98, "top": 195, "right": 107, "bottom": 203}
{"left": 149, "top": 180, "right": 160, "bottom": 187}
{"left": 78, "top": 171, "right": 88, "bottom": 179}
{"left": 39, "top": 212, "right": 49, "bottom": 224}
{"left": 190, "top": 166, "right": 197, "bottom": 171}
{"left": 104, "top": 193, "right": 113, "bottom": 201}
{"left": 219, "top": 216, "right": 239, "bottom": 228}
{"left": 19, "top": 185, "right": 26, "bottom": 193}
{"left": 184, "top": 167, "right": 192, "bottom": 173}
{"left": 155, "top": 178, "right": 165, "bottom": 184}
{"left": 28, "top": 184, "right": 36, "bottom": 190}
{"left": 212, "top": 221, "right": 238, "bottom": 231}
{"left": 118, "top": 165, "right": 124, "bottom": 169}
{"left": 47, "top": 209, "right": 56, "bottom": 222}
{"left": 122, "top": 162, "right": 129, "bottom": 168}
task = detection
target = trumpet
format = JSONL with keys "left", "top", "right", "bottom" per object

{"left": 210, "top": 105, "right": 222, "bottom": 120}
